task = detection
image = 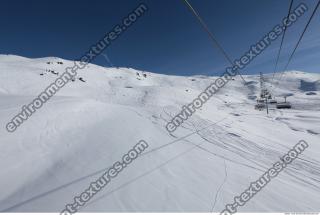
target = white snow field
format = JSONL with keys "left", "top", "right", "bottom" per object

{"left": 0, "top": 54, "right": 319, "bottom": 212}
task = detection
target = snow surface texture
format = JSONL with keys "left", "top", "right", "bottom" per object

{"left": 0, "top": 54, "right": 319, "bottom": 212}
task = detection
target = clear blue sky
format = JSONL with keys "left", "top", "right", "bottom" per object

{"left": 0, "top": 0, "right": 319, "bottom": 76}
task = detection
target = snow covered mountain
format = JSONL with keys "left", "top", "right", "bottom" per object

{"left": 0, "top": 54, "right": 319, "bottom": 212}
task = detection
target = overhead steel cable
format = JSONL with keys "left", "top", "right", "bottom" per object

{"left": 271, "top": 0, "right": 294, "bottom": 82}
{"left": 2, "top": 116, "right": 229, "bottom": 212}
{"left": 278, "top": 0, "right": 320, "bottom": 83}
{"left": 181, "top": 0, "right": 247, "bottom": 84}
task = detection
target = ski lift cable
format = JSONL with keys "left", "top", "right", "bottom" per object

{"left": 102, "top": 53, "right": 114, "bottom": 67}
{"left": 82, "top": 117, "right": 231, "bottom": 209}
{"left": 271, "top": 0, "right": 320, "bottom": 94}
{"left": 181, "top": 0, "right": 247, "bottom": 84}
{"left": 278, "top": 0, "right": 320, "bottom": 83}
{"left": 271, "top": 0, "right": 294, "bottom": 82}
{"left": 2, "top": 116, "right": 229, "bottom": 212}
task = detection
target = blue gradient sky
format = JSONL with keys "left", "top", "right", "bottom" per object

{"left": 0, "top": 0, "right": 319, "bottom": 76}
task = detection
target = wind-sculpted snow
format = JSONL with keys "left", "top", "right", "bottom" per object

{"left": 0, "top": 55, "right": 319, "bottom": 212}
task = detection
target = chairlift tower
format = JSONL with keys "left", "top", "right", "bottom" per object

{"left": 255, "top": 72, "right": 270, "bottom": 114}
{"left": 259, "top": 72, "right": 268, "bottom": 98}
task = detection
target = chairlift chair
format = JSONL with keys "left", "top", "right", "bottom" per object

{"left": 255, "top": 103, "right": 265, "bottom": 110}
{"left": 276, "top": 96, "right": 291, "bottom": 108}
{"left": 269, "top": 98, "right": 277, "bottom": 104}
{"left": 276, "top": 102, "right": 292, "bottom": 109}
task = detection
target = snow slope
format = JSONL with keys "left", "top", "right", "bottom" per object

{"left": 0, "top": 54, "right": 319, "bottom": 212}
